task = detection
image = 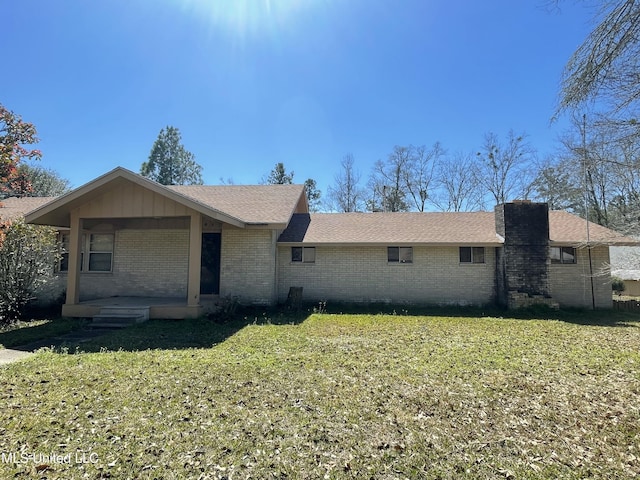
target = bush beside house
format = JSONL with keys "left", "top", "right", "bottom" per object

{"left": 0, "top": 206, "right": 61, "bottom": 324}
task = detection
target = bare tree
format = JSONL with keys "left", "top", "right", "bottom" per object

{"left": 565, "top": 115, "right": 617, "bottom": 227}
{"left": 557, "top": 113, "right": 640, "bottom": 233}
{"left": 556, "top": 0, "right": 640, "bottom": 116}
{"left": 433, "top": 152, "right": 483, "bottom": 212}
{"left": 368, "top": 146, "right": 411, "bottom": 212}
{"left": 530, "top": 156, "right": 583, "bottom": 211}
{"left": 611, "top": 136, "right": 640, "bottom": 227}
{"left": 475, "top": 131, "right": 536, "bottom": 206}
{"left": 327, "top": 154, "right": 365, "bottom": 212}
{"left": 403, "top": 142, "right": 444, "bottom": 212}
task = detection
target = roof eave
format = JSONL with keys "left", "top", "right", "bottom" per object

{"left": 246, "top": 222, "right": 289, "bottom": 230}
{"left": 277, "top": 241, "right": 503, "bottom": 247}
{"left": 25, "top": 167, "right": 246, "bottom": 228}
{"left": 550, "top": 239, "right": 640, "bottom": 247}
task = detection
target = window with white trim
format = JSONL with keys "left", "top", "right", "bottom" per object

{"left": 291, "top": 246, "right": 316, "bottom": 263}
{"left": 388, "top": 246, "right": 413, "bottom": 263}
{"left": 57, "top": 233, "right": 113, "bottom": 272}
{"left": 88, "top": 234, "right": 114, "bottom": 271}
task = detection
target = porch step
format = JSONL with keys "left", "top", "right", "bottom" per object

{"left": 91, "top": 306, "right": 150, "bottom": 329}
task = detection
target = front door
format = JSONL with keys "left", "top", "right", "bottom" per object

{"left": 200, "top": 233, "right": 221, "bottom": 295}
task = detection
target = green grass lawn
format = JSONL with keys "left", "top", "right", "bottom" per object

{"left": 1, "top": 310, "right": 639, "bottom": 479}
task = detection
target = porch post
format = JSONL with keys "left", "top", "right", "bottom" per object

{"left": 66, "top": 211, "right": 83, "bottom": 305}
{"left": 187, "top": 212, "right": 202, "bottom": 307}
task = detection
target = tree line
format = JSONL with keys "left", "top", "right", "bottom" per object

{"left": 3, "top": 111, "right": 640, "bottom": 240}
{"left": 275, "top": 118, "right": 640, "bottom": 240}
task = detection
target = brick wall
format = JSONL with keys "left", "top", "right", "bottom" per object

{"left": 220, "top": 227, "right": 277, "bottom": 305}
{"left": 495, "top": 202, "right": 550, "bottom": 304}
{"left": 79, "top": 229, "right": 189, "bottom": 300}
{"left": 277, "top": 245, "right": 496, "bottom": 306}
{"left": 549, "top": 245, "right": 612, "bottom": 308}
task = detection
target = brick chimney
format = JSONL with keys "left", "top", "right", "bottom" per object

{"left": 495, "top": 201, "right": 550, "bottom": 306}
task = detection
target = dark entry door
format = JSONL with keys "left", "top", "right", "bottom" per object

{"left": 200, "top": 233, "right": 221, "bottom": 295}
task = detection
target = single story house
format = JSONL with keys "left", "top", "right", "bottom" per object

{"left": 16, "top": 166, "right": 637, "bottom": 318}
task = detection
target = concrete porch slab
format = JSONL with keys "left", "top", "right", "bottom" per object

{"left": 62, "top": 296, "right": 204, "bottom": 319}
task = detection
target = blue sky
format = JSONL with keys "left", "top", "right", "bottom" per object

{"left": 3, "top": 0, "right": 595, "bottom": 194}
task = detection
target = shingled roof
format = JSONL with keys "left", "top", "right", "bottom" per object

{"left": 548, "top": 210, "right": 637, "bottom": 245}
{"left": 278, "top": 211, "right": 638, "bottom": 246}
{"left": 16, "top": 166, "right": 639, "bottom": 246}
{"left": 0, "top": 197, "right": 57, "bottom": 222}
{"left": 25, "top": 167, "right": 308, "bottom": 228}
{"left": 167, "top": 184, "right": 306, "bottom": 225}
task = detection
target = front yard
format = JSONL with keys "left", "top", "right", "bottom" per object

{"left": 1, "top": 310, "right": 639, "bottom": 479}
{"left": 0, "top": 317, "right": 87, "bottom": 350}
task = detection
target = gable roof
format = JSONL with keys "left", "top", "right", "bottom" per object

{"left": 24, "top": 167, "right": 307, "bottom": 228}
{"left": 278, "top": 211, "right": 639, "bottom": 246}
{"left": 0, "top": 197, "right": 57, "bottom": 222}
{"left": 167, "top": 184, "right": 307, "bottom": 225}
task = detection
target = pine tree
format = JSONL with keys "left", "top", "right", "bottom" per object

{"left": 141, "top": 126, "right": 203, "bottom": 185}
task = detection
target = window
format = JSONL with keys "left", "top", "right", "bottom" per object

{"left": 58, "top": 233, "right": 70, "bottom": 272}
{"left": 88, "top": 234, "right": 114, "bottom": 271}
{"left": 460, "top": 247, "right": 485, "bottom": 264}
{"left": 57, "top": 233, "right": 113, "bottom": 272}
{"left": 388, "top": 247, "right": 413, "bottom": 263}
{"left": 291, "top": 246, "right": 315, "bottom": 263}
{"left": 551, "top": 246, "right": 576, "bottom": 264}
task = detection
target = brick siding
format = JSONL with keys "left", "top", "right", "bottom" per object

{"left": 72, "top": 224, "right": 614, "bottom": 309}
{"left": 549, "top": 245, "right": 612, "bottom": 308}
{"left": 220, "top": 227, "right": 277, "bottom": 305}
{"left": 277, "top": 245, "right": 496, "bottom": 306}
{"left": 79, "top": 229, "right": 189, "bottom": 300}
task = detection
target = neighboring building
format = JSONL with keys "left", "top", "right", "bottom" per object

{"left": 612, "top": 270, "right": 640, "bottom": 296}
{"left": 611, "top": 246, "right": 640, "bottom": 296}
{"left": 22, "top": 167, "right": 638, "bottom": 318}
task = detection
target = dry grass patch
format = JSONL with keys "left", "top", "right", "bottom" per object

{"left": 0, "top": 313, "right": 639, "bottom": 479}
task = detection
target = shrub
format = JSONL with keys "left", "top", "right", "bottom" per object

{"left": 0, "top": 218, "right": 59, "bottom": 324}
{"left": 611, "top": 276, "right": 626, "bottom": 296}
{"left": 208, "top": 295, "right": 240, "bottom": 323}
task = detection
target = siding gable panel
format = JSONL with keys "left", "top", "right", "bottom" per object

{"left": 76, "top": 182, "right": 193, "bottom": 219}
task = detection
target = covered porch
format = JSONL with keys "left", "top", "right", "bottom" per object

{"left": 24, "top": 168, "right": 241, "bottom": 319}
